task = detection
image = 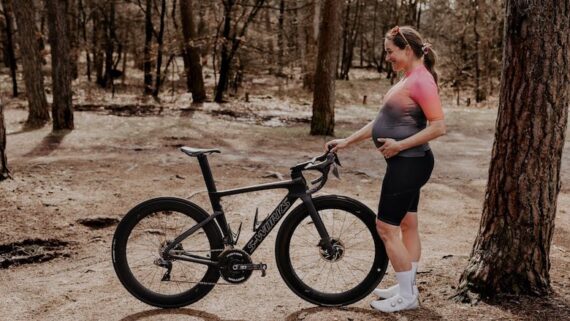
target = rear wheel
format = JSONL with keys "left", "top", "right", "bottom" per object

{"left": 112, "top": 197, "right": 223, "bottom": 308}
{"left": 275, "top": 195, "right": 388, "bottom": 306}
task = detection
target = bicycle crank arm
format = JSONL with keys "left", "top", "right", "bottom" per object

{"left": 231, "top": 263, "right": 268, "bottom": 277}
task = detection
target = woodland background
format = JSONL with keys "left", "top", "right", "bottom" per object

{"left": 1, "top": 1, "right": 570, "bottom": 321}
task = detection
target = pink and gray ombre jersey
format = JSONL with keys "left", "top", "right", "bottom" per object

{"left": 372, "top": 64, "right": 444, "bottom": 157}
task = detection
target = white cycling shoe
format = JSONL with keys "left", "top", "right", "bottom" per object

{"left": 372, "top": 284, "right": 419, "bottom": 299}
{"left": 370, "top": 293, "right": 419, "bottom": 313}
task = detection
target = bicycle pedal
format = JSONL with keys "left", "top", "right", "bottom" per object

{"left": 232, "top": 263, "right": 267, "bottom": 277}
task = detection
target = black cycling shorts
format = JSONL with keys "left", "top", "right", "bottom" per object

{"left": 377, "top": 150, "right": 434, "bottom": 226}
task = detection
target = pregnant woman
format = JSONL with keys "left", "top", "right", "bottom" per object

{"left": 326, "top": 25, "right": 446, "bottom": 313}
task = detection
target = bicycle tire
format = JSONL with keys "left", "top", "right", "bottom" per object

{"left": 112, "top": 197, "right": 223, "bottom": 308}
{"left": 275, "top": 195, "right": 388, "bottom": 306}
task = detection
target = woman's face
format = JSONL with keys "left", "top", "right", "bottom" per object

{"left": 384, "top": 39, "right": 410, "bottom": 72}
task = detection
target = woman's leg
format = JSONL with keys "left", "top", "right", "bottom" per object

{"left": 376, "top": 219, "right": 412, "bottom": 272}
{"left": 400, "top": 212, "right": 421, "bottom": 262}
{"left": 371, "top": 219, "right": 418, "bottom": 311}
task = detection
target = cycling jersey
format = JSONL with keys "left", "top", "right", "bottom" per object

{"left": 372, "top": 64, "right": 444, "bottom": 157}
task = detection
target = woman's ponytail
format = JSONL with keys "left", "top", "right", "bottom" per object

{"left": 423, "top": 47, "right": 439, "bottom": 86}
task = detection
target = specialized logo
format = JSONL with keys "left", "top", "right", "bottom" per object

{"left": 246, "top": 198, "right": 291, "bottom": 252}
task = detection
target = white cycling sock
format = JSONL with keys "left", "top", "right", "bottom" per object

{"left": 412, "top": 261, "right": 418, "bottom": 286}
{"left": 395, "top": 269, "right": 415, "bottom": 299}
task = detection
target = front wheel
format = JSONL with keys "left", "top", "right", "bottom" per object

{"left": 112, "top": 197, "right": 224, "bottom": 308}
{"left": 275, "top": 195, "right": 388, "bottom": 306}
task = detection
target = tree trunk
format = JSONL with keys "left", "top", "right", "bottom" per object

{"left": 79, "top": 0, "right": 91, "bottom": 81}
{"left": 102, "top": 0, "right": 116, "bottom": 89}
{"left": 180, "top": 0, "right": 206, "bottom": 103}
{"left": 215, "top": 0, "right": 235, "bottom": 103}
{"left": 92, "top": 7, "right": 104, "bottom": 85}
{"left": 310, "top": 0, "right": 342, "bottom": 136}
{"left": 415, "top": 0, "right": 422, "bottom": 30}
{"left": 13, "top": 0, "right": 50, "bottom": 129}
{"left": 214, "top": 0, "right": 266, "bottom": 103}
{"left": 339, "top": 0, "right": 360, "bottom": 80}
{"left": 46, "top": 0, "right": 74, "bottom": 131}
{"left": 68, "top": 0, "right": 79, "bottom": 79}
{"left": 152, "top": 0, "right": 166, "bottom": 97}
{"left": 339, "top": 1, "right": 350, "bottom": 80}
{"left": 0, "top": 100, "right": 10, "bottom": 181}
{"left": 277, "top": 0, "right": 285, "bottom": 76}
{"left": 1, "top": 0, "right": 18, "bottom": 97}
{"left": 359, "top": 18, "right": 364, "bottom": 67}
{"left": 143, "top": 0, "right": 153, "bottom": 95}
{"left": 302, "top": 0, "right": 319, "bottom": 90}
{"left": 473, "top": 0, "right": 485, "bottom": 102}
{"left": 456, "top": 0, "right": 570, "bottom": 300}
{"left": 370, "top": 0, "right": 378, "bottom": 66}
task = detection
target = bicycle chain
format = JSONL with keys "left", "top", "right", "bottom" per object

{"left": 167, "top": 248, "right": 249, "bottom": 286}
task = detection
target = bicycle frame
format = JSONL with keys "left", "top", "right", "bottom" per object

{"left": 163, "top": 154, "right": 334, "bottom": 266}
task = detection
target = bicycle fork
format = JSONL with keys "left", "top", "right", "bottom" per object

{"left": 300, "top": 194, "right": 335, "bottom": 254}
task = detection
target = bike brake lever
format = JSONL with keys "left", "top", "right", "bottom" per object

{"left": 334, "top": 153, "right": 342, "bottom": 166}
{"left": 332, "top": 164, "right": 340, "bottom": 179}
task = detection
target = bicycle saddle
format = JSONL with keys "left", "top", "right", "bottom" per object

{"left": 180, "top": 147, "right": 221, "bottom": 157}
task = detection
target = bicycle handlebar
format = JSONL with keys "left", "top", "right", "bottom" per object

{"left": 291, "top": 150, "right": 341, "bottom": 194}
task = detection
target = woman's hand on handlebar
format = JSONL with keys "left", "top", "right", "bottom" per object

{"left": 325, "top": 139, "right": 349, "bottom": 153}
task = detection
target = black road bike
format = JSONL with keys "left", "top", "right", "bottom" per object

{"left": 112, "top": 147, "right": 388, "bottom": 308}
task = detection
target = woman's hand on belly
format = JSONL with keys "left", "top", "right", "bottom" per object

{"left": 377, "top": 138, "right": 403, "bottom": 158}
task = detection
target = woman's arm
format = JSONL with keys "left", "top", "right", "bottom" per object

{"left": 326, "top": 119, "right": 375, "bottom": 152}
{"left": 398, "top": 119, "right": 446, "bottom": 150}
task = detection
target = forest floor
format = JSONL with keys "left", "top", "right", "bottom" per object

{"left": 1, "top": 69, "right": 570, "bottom": 321}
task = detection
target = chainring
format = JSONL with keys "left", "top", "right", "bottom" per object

{"left": 218, "top": 249, "right": 253, "bottom": 284}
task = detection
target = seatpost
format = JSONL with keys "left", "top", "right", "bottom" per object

{"left": 197, "top": 154, "right": 218, "bottom": 193}
{"left": 197, "top": 154, "right": 230, "bottom": 240}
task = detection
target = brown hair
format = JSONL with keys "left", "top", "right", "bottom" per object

{"left": 386, "top": 26, "right": 438, "bottom": 85}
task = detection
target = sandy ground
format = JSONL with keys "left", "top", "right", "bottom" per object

{"left": 1, "top": 79, "right": 570, "bottom": 321}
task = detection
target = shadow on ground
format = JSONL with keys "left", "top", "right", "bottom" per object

{"left": 118, "top": 307, "right": 244, "bottom": 321}
{"left": 24, "top": 130, "right": 71, "bottom": 157}
{"left": 285, "top": 306, "right": 444, "bottom": 321}
{"left": 489, "top": 293, "right": 570, "bottom": 321}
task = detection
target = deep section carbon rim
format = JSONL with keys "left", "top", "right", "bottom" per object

{"left": 124, "top": 209, "right": 214, "bottom": 296}
{"left": 287, "top": 207, "right": 377, "bottom": 295}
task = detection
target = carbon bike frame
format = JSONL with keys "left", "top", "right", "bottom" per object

{"left": 163, "top": 154, "right": 333, "bottom": 266}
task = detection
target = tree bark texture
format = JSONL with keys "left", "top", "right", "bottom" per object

{"left": 180, "top": 0, "right": 206, "bottom": 103}
{"left": 0, "top": 100, "right": 9, "bottom": 181}
{"left": 457, "top": 0, "right": 569, "bottom": 299}
{"left": 1, "top": 0, "right": 18, "bottom": 97}
{"left": 310, "top": 0, "right": 342, "bottom": 136}
{"left": 13, "top": 0, "right": 50, "bottom": 128}
{"left": 46, "top": 0, "right": 74, "bottom": 131}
